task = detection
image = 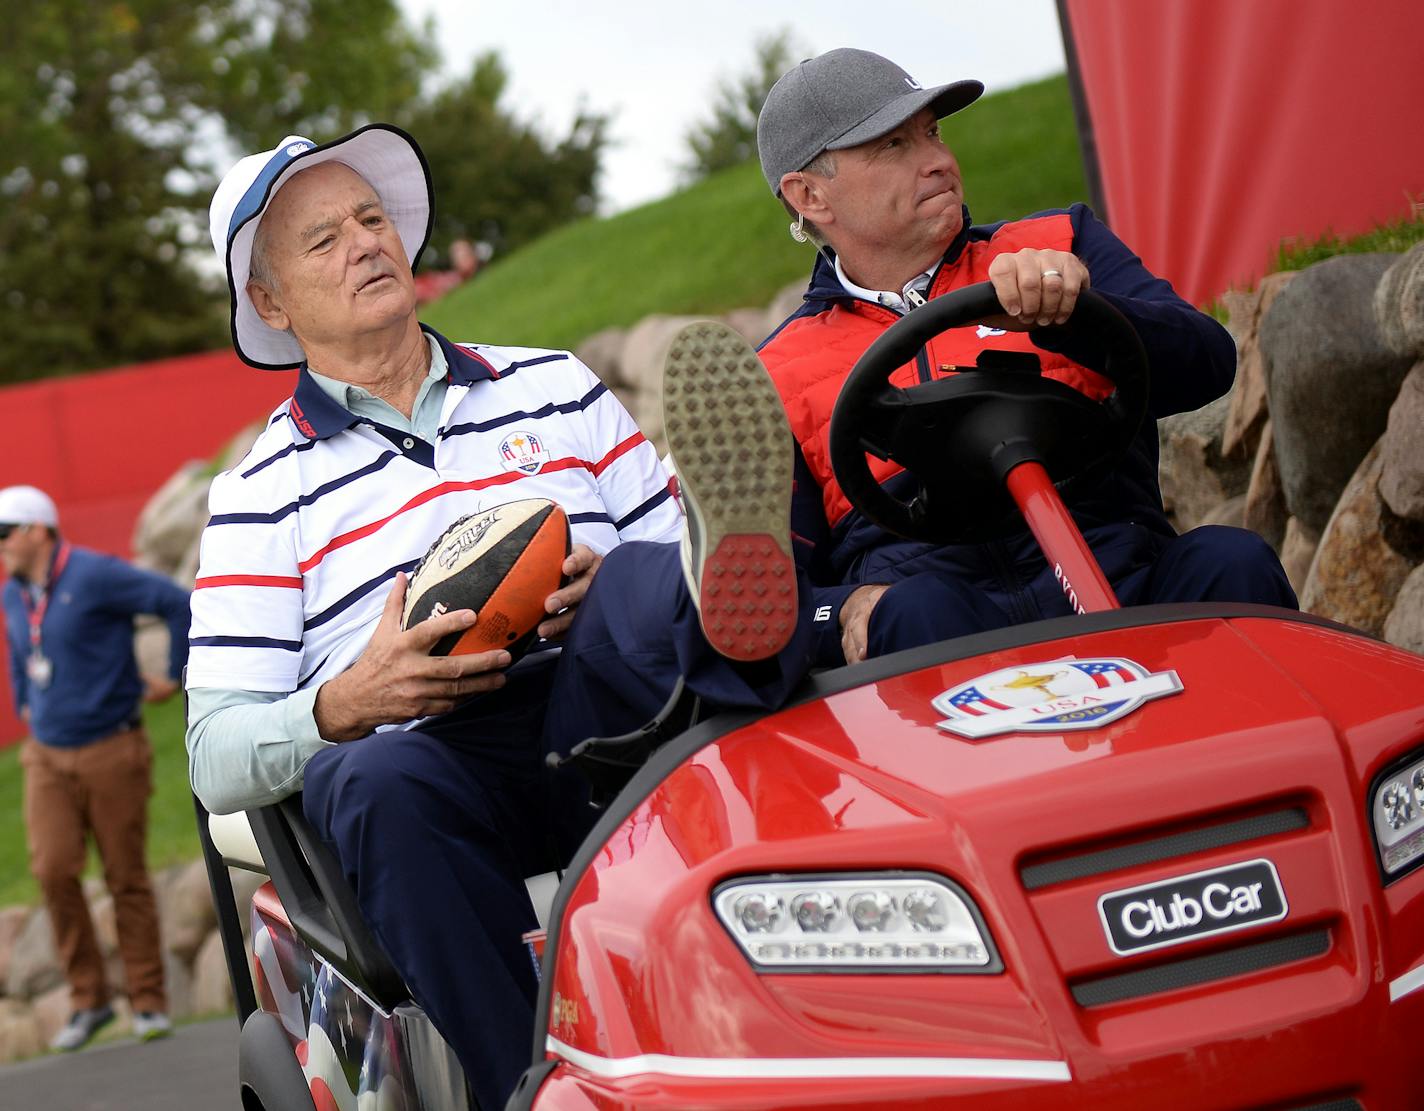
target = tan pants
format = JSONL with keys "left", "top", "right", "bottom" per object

{"left": 20, "top": 726, "right": 166, "bottom": 1014}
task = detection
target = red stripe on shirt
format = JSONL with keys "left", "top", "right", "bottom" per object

{"left": 194, "top": 574, "right": 304, "bottom": 590}
{"left": 590, "top": 433, "right": 646, "bottom": 477}
{"left": 297, "top": 458, "right": 593, "bottom": 574}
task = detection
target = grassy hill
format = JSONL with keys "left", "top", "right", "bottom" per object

{"left": 422, "top": 74, "right": 1087, "bottom": 350}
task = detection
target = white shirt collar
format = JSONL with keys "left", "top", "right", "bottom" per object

{"left": 834, "top": 256, "right": 935, "bottom": 316}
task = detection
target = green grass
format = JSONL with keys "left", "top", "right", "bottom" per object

{"left": 0, "top": 697, "right": 199, "bottom": 909}
{"left": 423, "top": 74, "right": 1087, "bottom": 351}
{"left": 1272, "top": 205, "right": 1424, "bottom": 273}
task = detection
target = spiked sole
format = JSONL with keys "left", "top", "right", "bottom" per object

{"left": 663, "top": 321, "right": 797, "bottom": 661}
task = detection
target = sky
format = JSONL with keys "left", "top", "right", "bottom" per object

{"left": 398, "top": 1, "right": 1067, "bottom": 214}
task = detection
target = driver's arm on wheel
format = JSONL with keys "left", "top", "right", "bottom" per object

{"left": 986, "top": 248, "right": 1090, "bottom": 329}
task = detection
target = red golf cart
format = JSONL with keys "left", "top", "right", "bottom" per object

{"left": 199, "top": 285, "right": 1424, "bottom": 1111}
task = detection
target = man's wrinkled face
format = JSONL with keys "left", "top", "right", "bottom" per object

{"left": 814, "top": 108, "right": 965, "bottom": 261}
{"left": 247, "top": 161, "right": 417, "bottom": 349}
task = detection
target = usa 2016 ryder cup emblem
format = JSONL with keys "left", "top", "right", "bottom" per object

{"left": 498, "top": 430, "right": 549, "bottom": 475}
{"left": 933, "top": 656, "right": 1183, "bottom": 739}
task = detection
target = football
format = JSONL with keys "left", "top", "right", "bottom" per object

{"left": 401, "top": 499, "right": 570, "bottom": 658}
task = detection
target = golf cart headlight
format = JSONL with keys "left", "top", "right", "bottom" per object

{"left": 1374, "top": 752, "right": 1424, "bottom": 879}
{"left": 713, "top": 874, "right": 999, "bottom": 971}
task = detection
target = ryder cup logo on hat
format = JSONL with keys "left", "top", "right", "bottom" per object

{"left": 932, "top": 656, "right": 1183, "bottom": 740}
{"left": 209, "top": 123, "right": 434, "bottom": 370}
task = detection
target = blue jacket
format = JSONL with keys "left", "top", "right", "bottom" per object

{"left": 3, "top": 544, "right": 191, "bottom": 747}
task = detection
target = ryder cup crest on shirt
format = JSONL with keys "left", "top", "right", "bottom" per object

{"left": 932, "top": 656, "right": 1183, "bottom": 739}
{"left": 498, "top": 429, "right": 550, "bottom": 475}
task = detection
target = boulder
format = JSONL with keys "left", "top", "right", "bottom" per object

{"left": 30, "top": 982, "right": 71, "bottom": 1045}
{"left": 1223, "top": 271, "right": 1298, "bottom": 459}
{"left": 1200, "top": 494, "right": 1246, "bottom": 529}
{"left": 619, "top": 314, "right": 702, "bottom": 394}
{"left": 131, "top": 461, "right": 213, "bottom": 576}
{"left": 766, "top": 278, "right": 808, "bottom": 329}
{"left": 215, "top": 420, "right": 265, "bottom": 475}
{"left": 1279, "top": 517, "right": 1320, "bottom": 601}
{"left": 1374, "top": 240, "right": 1424, "bottom": 359}
{"left": 5, "top": 907, "right": 60, "bottom": 1001}
{"left": 1263, "top": 253, "right": 1415, "bottom": 531}
{"left": 1158, "top": 394, "right": 1249, "bottom": 531}
{"left": 163, "top": 946, "right": 194, "bottom": 1021}
{"left": 0, "top": 999, "right": 43, "bottom": 1063}
{"left": 1300, "top": 441, "right": 1423, "bottom": 635}
{"left": 1383, "top": 563, "right": 1424, "bottom": 654}
{"left": 162, "top": 859, "right": 218, "bottom": 965}
{"left": 189, "top": 930, "right": 235, "bottom": 1017}
{"left": 1380, "top": 362, "right": 1424, "bottom": 522}
{"left": 0, "top": 906, "right": 32, "bottom": 994}
{"left": 573, "top": 325, "right": 629, "bottom": 389}
{"left": 1243, "top": 420, "right": 1287, "bottom": 551}
{"left": 722, "top": 307, "right": 773, "bottom": 347}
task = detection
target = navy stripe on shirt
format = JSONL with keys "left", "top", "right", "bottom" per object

{"left": 303, "top": 559, "right": 419, "bottom": 632}
{"left": 442, "top": 382, "right": 607, "bottom": 441}
{"left": 190, "top": 635, "right": 304, "bottom": 652}
{"left": 615, "top": 487, "right": 673, "bottom": 530}
{"left": 213, "top": 450, "right": 402, "bottom": 526}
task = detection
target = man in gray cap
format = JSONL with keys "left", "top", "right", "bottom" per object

{"left": 755, "top": 47, "right": 1294, "bottom": 666}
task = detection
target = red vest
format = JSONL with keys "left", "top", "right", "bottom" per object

{"left": 761, "top": 214, "right": 1112, "bottom": 527}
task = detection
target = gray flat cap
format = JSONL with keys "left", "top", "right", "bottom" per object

{"left": 757, "top": 48, "right": 983, "bottom": 195}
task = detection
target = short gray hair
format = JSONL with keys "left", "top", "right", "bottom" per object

{"left": 248, "top": 218, "right": 278, "bottom": 292}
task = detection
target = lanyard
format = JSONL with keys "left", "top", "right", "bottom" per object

{"left": 21, "top": 541, "right": 71, "bottom": 654}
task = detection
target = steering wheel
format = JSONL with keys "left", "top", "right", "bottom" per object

{"left": 827, "top": 282, "right": 1150, "bottom": 544}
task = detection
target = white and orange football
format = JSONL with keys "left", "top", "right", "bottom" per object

{"left": 401, "top": 499, "right": 570, "bottom": 659}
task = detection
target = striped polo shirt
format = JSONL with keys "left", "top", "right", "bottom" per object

{"left": 186, "top": 327, "right": 681, "bottom": 694}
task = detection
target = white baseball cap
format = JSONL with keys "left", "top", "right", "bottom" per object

{"left": 0, "top": 486, "right": 59, "bottom": 528}
{"left": 209, "top": 123, "right": 434, "bottom": 370}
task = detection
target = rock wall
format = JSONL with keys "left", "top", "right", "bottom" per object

{"left": 0, "top": 861, "right": 264, "bottom": 1060}
{"left": 1160, "top": 243, "right": 1424, "bottom": 642}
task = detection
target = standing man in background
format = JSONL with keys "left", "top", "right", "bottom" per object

{"left": 0, "top": 485, "right": 191, "bottom": 1051}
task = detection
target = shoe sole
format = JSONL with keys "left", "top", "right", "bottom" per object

{"left": 663, "top": 321, "right": 796, "bottom": 661}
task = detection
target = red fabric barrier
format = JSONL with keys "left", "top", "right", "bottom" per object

{"left": 1063, "top": 0, "right": 1424, "bottom": 304}
{"left": 0, "top": 351, "right": 296, "bottom": 746}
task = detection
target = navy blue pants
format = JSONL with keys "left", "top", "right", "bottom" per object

{"left": 866, "top": 523, "right": 1297, "bottom": 656}
{"left": 301, "top": 541, "right": 814, "bottom": 1109}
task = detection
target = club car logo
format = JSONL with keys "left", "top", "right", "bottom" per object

{"left": 1098, "top": 859, "right": 1288, "bottom": 956}
{"left": 499, "top": 429, "right": 550, "bottom": 474}
{"left": 932, "top": 656, "right": 1182, "bottom": 739}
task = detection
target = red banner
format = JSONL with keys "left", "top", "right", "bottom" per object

{"left": 1064, "top": 0, "right": 1424, "bottom": 304}
{"left": 0, "top": 352, "right": 296, "bottom": 745}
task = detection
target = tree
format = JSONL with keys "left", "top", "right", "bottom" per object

{"left": 399, "top": 52, "right": 606, "bottom": 265}
{"left": 0, "top": 2, "right": 607, "bottom": 385}
{"left": 680, "top": 31, "right": 802, "bottom": 183}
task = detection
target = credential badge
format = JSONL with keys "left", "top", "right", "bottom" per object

{"left": 498, "top": 429, "right": 550, "bottom": 475}
{"left": 932, "top": 656, "right": 1182, "bottom": 739}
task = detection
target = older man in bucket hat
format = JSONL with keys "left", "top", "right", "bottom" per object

{"left": 186, "top": 124, "right": 818, "bottom": 1106}
{"left": 753, "top": 48, "right": 1295, "bottom": 666}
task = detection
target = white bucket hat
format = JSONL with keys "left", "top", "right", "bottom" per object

{"left": 208, "top": 123, "right": 434, "bottom": 370}
{"left": 0, "top": 485, "right": 59, "bottom": 528}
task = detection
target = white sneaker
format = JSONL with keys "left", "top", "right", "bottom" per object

{"left": 49, "top": 1005, "right": 116, "bottom": 1051}
{"left": 661, "top": 321, "right": 797, "bottom": 661}
{"left": 133, "top": 1011, "right": 173, "bottom": 1042}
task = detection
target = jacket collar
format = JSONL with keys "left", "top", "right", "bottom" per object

{"left": 286, "top": 324, "right": 498, "bottom": 441}
{"left": 802, "top": 205, "right": 975, "bottom": 308}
